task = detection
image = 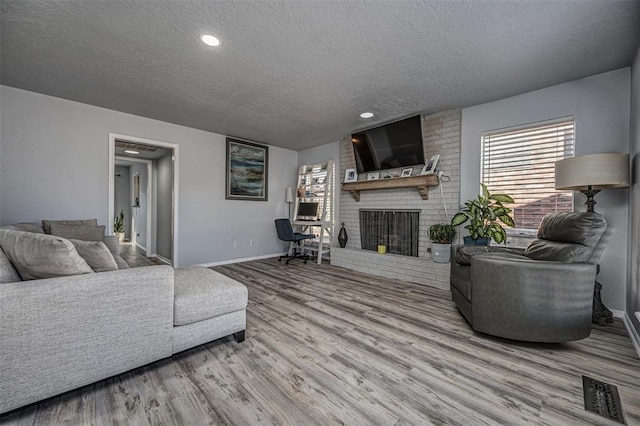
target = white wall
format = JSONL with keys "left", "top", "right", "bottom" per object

{"left": 461, "top": 68, "right": 631, "bottom": 311}
{"left": 628, "top": 44, "right": 640, "bottom": 341}
{"left": 0, "top": 86, "right": 298, "bottom": 267}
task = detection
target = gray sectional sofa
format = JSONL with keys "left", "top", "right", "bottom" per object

{"left": 0, "top": 220, "right": 248, "bottom": 414}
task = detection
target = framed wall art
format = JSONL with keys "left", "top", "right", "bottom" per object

{"left": 225, "top": 138, "right": 269, "bottom": 201}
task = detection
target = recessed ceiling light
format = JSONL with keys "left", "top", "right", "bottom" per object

{"left": 201, "top": 34, "right": 221, "bottom": 47}
{"left": 125, "top": 150, "right": 139, "bottom": 155}
{"left": 360, "top": 112, "right": 374, "bottom": 119}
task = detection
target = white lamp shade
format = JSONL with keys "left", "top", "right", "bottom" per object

{"left": 285, "top": 186, "right": 294, "bottom": 203}
{"left": 555, "top": 153, "right": 629, "bottom": 190}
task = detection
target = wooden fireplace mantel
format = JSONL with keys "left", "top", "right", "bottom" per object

{"left": 341, "top": 175, "right": 440, "bottom": 201}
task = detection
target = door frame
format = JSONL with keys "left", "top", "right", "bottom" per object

{"left": 108, "top": 133, "right": 180, "bottom": 266}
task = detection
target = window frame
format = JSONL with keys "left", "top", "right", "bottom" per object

{"left": 480, "top": 116, "right": 575, "bottom": 239}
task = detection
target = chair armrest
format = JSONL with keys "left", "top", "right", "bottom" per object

{"left": 452, "top": 245, "right": 525, "bottom": 266}
{"left": 470, "top": 254, "right": 596, "bottom": 342}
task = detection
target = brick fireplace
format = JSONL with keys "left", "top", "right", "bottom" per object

{"left": 331, "top": 109, "right": 461, "bottom": 290}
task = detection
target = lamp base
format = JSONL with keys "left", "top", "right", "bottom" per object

{"left": 579, "top": 186, "right": 601, "bottom": 213}
{"left": 593, "top": 279, "right": 614, "bottom": 325}
{"left": 593, "top": 264, "right": 613, "bottom": 326}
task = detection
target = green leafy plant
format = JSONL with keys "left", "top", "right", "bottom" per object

{"left": 114, "top": 209, "right": 125, "bottom": 233}
{"left": 451, "top": 183, "right": 515, "bottom": 244}
{"left": 429, "top": 223, "right": 456, "bottom": 244}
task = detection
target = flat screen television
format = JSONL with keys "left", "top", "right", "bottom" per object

{"left": 351, "top": 115, "right": 424, "bottom": 173}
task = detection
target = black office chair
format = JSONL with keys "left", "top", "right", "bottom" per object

{"left": 275, "top": 218, "right": 315, "bottom": 264}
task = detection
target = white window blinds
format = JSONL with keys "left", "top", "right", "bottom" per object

{"left": 481, "top": 118, "right": 575, "bottom": 230}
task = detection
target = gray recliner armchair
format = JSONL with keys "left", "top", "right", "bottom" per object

{"left": 450, "top": 212, "right": 609, "bottom": 343}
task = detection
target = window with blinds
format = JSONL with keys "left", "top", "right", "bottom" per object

{"left": 481, "top": 117, "right": 575, "bottom": 231}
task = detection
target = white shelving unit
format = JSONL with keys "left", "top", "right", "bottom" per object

{"left": 291, "top": 160, "right": 335, "bottom": 264}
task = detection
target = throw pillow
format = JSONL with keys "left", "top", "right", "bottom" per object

{"left": 0, "top": 247, "right": 21, "bottom": 283}
{"left": 42, "top": 219, "right": 98, "bottom": 234}
{"left": 49, "top": 223, "right": 105, "bottom": 242}
{"left": 0, "top": 229, "right": 93, "bottom": 280}
{"left": 0, "top": 223, "right": 45, "bottom": 233}
{"left": 68, "top": 239, "right": 118, "bottom": 272}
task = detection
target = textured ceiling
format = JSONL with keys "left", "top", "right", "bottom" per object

{"left": 1, "top": 1, "right": 639, "bottom": 151}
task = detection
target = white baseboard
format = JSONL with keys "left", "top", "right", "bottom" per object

{"left": 135, "top": 242, "right": 147, "bottom": 251}
{"left": 197, "top": 253, "right": 283, "bottom": 267}
{"left": 154, "top": 254, "right": 172, "bottom": 265}
{"left": 622, "top": 312, "right": 640, "bottom": 359}
{"left": 610, "top": 308, "right": 625, "bottom": 318}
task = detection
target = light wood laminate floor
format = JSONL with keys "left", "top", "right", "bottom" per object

{"left": 118, "top": 243, "right": 166, "bottom": 267}
{"left": 2, "top": 258, "right": 639, "bottom": 425}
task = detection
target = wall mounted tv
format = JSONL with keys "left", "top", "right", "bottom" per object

{"left": 351, "top": 115, "right": 424, "bottom": 173}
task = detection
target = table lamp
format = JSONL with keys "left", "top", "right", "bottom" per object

{"left": 555, "top": 153, "right": 629, "bottom": 212}
{"left": 285, "top": 186, "right": 294, "bottom": 220}
{"left": 555, "top": 152, "right": 629, "bottom": 325}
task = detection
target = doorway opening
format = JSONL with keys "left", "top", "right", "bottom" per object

{"left": 108, "top": 133, "right": 179, "bottom": 266}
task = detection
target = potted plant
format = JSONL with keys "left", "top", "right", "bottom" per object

{"left": 429, "top": 223, "right": 456, "bottom": 263}
{"left": 114, "top": 209, "right": 125, "bottom": 242}
{"left": 451, "top": 183, "right": 515, "bottom": 245}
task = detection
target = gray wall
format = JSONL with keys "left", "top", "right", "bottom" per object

{"left": 114, "top": 165, "right": 131, "bottom": 239}
{"left": 156, "top": 151, "right": 173, "bottom": 260}
{"left": 628, "top": 44, "right": 640, "bottom": 341}
{"left": 0, "top": 86, "right": 297, "bottom": 267}
{"left": 461, "top": 68, "right": 631, "bottom": 311}
{"left": 130, "top": 162, "right": 148, "bottom": 251}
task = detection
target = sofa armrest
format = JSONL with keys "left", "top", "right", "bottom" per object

{"left": 471, "top": 254, "right": 596, "bottom": 342}
{"left": 0, "top": 265, "right": 174, "bottom": 414}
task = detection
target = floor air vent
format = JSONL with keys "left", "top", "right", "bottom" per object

{"left": 582, "top": 375, "right": 626, "bottom": 424}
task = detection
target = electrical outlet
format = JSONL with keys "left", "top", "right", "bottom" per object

{"left": 232, "top": 241, "right": 238, "bottom": 249}
{"left": 250, "top": 239, "right": 255, "bottom": 246}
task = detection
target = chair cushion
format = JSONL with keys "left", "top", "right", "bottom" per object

{"left": 0, "top": 229, "right": 93, "bottom": 280}
{"left": 49, "top": 223, "right": 106, "bottom": 242}
{"left": 524, "top": 212, "right": 608, "bottom": 263}
{"left": 173, "top": 266, "right": 248, "bottom": 326}
{"left": 68, "top": 239, "right": 118, "bottom": 272}
{"left": 535, "top": 212, "right": 606, "bottom": 247}
{"left": 42, "top": 219, "right": 98, "bottom": 234}
{"left": 0, "top": 247, "right": 21, "bottom": 283}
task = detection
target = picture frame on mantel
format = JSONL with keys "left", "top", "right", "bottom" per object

{"left": 367, "top": 172, "right": 380, "bottom": 181}
{"left": 421, "top": 154, "right": 440, "bottom": 175}
{"left": 344, "top": 168, "right": 358, "bottom": 183}
{"left": 225, "top": 138, "right": 269, "bottom": 201}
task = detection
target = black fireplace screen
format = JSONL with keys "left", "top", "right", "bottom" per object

{"left": 359, "top": 210, "right": 419, "bottom": 256}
